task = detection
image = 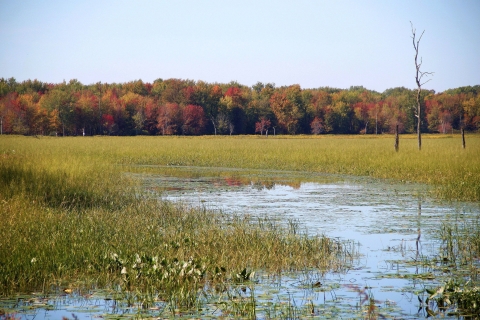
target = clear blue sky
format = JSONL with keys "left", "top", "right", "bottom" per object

{"left": 1, "top": 0, "right": 479, "bottom": 93}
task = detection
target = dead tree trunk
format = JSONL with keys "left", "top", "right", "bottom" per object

{"left": 415, "top": 86, "right": 422, "bottom": 150}
{"left": 394, "top": 124, "right": 399, "bottom": 152}
{"left": 411, "top": 22, "right": 433, "bottom": 151}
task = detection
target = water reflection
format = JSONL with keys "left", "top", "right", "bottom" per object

{"left": 215, "top": 176, "right": 301, "bottom": 190}
{"left": 416, "top": 196, "right": 422, "bottom": 275}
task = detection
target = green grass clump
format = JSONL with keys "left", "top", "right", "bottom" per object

{"left": 425, "top": 219, "right": 480, "bottom": 317}
{"left": 0, "top": 135, "right": 344, "bottom": 310}
{"left": 0, "top": 196, "right": 339, "bottom": 305}
{"left": 439, "top": 219, "right": 480, "bottom": 266}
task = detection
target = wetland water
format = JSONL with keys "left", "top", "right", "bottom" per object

{"left": 141, "top": 166, "right": 479, "bottom": 318}
{"left": 4, "top": 166, "right": 479, "bottom": 319}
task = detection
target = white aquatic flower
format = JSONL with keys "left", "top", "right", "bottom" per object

{"left": 152, "top": 264, "right": 158, "bottom": 271}
{"left": 135, "top": 254, "right": 141, "bottom": 264}
{"left": 31, "top": 257, "right": 37, "bottom": 264}
{"left": 121, "top": 267, "right": 127, "bottom": 274}
{"left": 111, "top": 253, "right": 118, "bottom": 260}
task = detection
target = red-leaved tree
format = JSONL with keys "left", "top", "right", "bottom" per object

{"left": 255, "top": 117, "right": 271, "bottom": 135}
{"left": 182, "top": 104, "right": 206, "bottom": 135}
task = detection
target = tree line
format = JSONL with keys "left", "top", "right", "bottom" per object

{"left": 0, "top": 77, "right": 478, "bottom": 136}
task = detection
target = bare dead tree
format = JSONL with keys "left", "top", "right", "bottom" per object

{"left": 394, "top": 124, "right": 399, "bottom": 152}
{"left": 411, "top": 22, "right": 434, "bottom": 150}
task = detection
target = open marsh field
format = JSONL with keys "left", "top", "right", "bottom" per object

{"left": 1, "top": 134, "right": 480, "bottom": 319}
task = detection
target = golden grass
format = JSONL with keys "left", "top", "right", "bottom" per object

{"left": 2, "top": 134, "right": 479, "bottom": 201}
{"left": 12, "top": 133, "right": 473, "bottom": 200}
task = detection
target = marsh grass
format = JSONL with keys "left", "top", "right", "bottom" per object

{"left": 5, "top": 134, "right": 477, "bottom": 201}
{"left": 40, "top": 134, "right": 478, "bottom": 201}
{"left": 418, "top": 219, "right": 480, "bottom": 317}
{"left": 440, "top": 219, "right": 480, "bottom": 265}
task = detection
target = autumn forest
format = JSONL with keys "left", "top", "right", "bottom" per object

{"left": 0, "top": 77, "right": 479, "bottom": 137}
